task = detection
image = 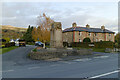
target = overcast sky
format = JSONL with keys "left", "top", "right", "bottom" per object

{"left": 2, "top": 2, "right": 118, "bottom": 33}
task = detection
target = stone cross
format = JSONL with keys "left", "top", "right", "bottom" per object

{"left": 50, "top": 22, "right": 63, "bottom": 48}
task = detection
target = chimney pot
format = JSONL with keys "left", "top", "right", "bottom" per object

{"left": 101, "top": 25, "right": 105, "bottom": 30}
{"left": 86, "top": 24, "right": 90, "bottom": 28}
{"left": 72, "top": 22, "right": 77, "bottom": 27}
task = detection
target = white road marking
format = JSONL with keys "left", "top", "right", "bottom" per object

{"left": 89, "top": 70, "right": 120, "bottom": 79}
{"left": 28, "top": 67, "right": 40, "bottom": 69}
{"left": 73, "top": 58, "right": 91, "bottom": 62}
{"left": 62, "top": 61, "right": 72, "bottom": 64}
{"left": 94, "top": 56, "right": 109, "bottom": 59}
{"left": 50, "top": 64, "right": 60, "bottom": 67}
{"left": 2, "top": 70, "right": 14, "bottom": 72}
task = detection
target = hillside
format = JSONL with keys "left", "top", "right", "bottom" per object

{"left": 1, "top": 25, "right": 27, "bottom": 40}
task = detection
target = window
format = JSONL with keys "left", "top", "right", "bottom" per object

{"left": 79, "top": 39, "right": 82, "bottom": 42}
{"left": 109, "top": 33, "right": 111, "bottom": 36}
{"left": 89, "top": 32, "right": 91, "bottom": 36}
{"left": 95, "top": 33, "right": 97, "bottom": 36}
{"left": 79, "top": 31, "right": 81, "bottom": 36}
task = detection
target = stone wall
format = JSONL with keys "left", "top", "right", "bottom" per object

{"left": 63, "top": 31, "right": 115, "bottom": 42}
{"left": 29, "top": 48, "right": 93, "bottom": 60}
{"left": 63, "top": 32, "right": 73, "bottom": 43}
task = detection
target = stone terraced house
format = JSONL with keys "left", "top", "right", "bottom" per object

{"left": 63, "top": 23, "right": 115, "bottom": 43}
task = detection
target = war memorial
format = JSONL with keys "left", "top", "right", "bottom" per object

{"left": 29, "top": 22, "right": 93, "bottom": 60}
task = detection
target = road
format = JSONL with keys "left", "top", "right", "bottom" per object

{"left": 2, "top": 45, "right": 119, "bottom": 79}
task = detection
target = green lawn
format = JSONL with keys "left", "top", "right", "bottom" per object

{"left": 92, "top": 48, "right": 106, "bottom": 52}
{"left": 0, "top": 46, "right": 19, "bottom": 54}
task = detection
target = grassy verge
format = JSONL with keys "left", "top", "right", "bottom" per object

{"left": 0, "top": 46, "right": 19, "bottom": 54}
{"left": 92, "top": 48, "right": 106, "bottom": 52}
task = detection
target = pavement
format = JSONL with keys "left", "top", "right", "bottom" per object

{"left": 1, "top": 45, "right": 119, "bottom": 79}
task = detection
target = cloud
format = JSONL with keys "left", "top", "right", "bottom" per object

{"left": 2, "top": 2, "right": 118, "bottom": 33}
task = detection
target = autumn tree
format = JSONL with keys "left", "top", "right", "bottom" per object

{"left": 32, "top": 13, "right": 54, "bottom": 42}
{"left": 115, "top": 33, "right": 120, "bottom": 48}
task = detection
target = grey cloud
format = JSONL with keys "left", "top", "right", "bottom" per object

{"left": 2, "top": 2, "right": 118, "bottom": 33}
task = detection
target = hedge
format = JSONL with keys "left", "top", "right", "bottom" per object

{"left": 63, "top": 41, "right": 114, "bottom": 48}
{"left": 94, "top": 41, "right": 114, "bottom": 48}
{"left": 70, "top": 42, "right": 90, "bottom": 48}
{"left": 5, "top": 42, "right": 15, "bottom": 48}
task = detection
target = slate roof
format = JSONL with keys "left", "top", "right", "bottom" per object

{"left": 63, "top": 26, "right": 115, "bottom": 33}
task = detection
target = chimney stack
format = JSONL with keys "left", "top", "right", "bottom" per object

{"left": 72, "top": 22, "right": 77, "bottom": 27}
{"left": 86, "top": 24, "right": 90, "bottom": 28}
{"left": 101, "top": 25, "right": 105, "bottom": 30}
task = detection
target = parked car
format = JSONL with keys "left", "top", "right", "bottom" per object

{"left": 35, "top": 41, "right": 44, "bottom": 47}
{"left": 18, "top": 39, "right": 26, "bottom": 47}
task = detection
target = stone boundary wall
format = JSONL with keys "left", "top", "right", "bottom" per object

{"left": 29, "top": 48, "right": 93, "bottom": 60}
{"left": 105, "top": 48, "right": 120, "bottom": 53}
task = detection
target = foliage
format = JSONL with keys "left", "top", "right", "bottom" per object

{"left": 68, "top": 41, "right": 114, "bottom": 48}
{"left": 32, "top": 48, "right": 37, "bottom": 52}
{"left": 115, "top": 33, "right": 120, "bottom": 48}
{"left": 71, "top": 42, "right": 89, "bottom": 48}
{"left": 5, "top": 42, "right": 15, "bottom": 47}
{"left": 2, "top": 25, "right": 26, "bottom": 40}
{"left": 4, "top": 37, "right": 10, "bottom": 43}
{"left": 94, "top": 41, "right": 114, "bottom": 48}
{"left": 23, "top": 25, "right": 34, "bottom": 42}
{"left": 32, "top": 13, "right": 54, "bottom": 43}
{"left": 83, "top": 37, "right": 91, "bottom": 42}
{"left": 27, "top": 42, "right": 35, "bottom": 45}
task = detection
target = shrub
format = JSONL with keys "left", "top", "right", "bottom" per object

{"left": 32, "top": 48, "right": 37, "bottom": 52}
{"left": 5, "top": 42, "right": 15, "bottom": 48}
{"left": 71, "top": 41, "right": 114, "bottom": 48}
{"left": 83, "top": 37, "right": 91, "bottom": 42}
{"left": 71, "top": 42, "right": 89, "bottom": 48}
{"left": 94, "top": 41, "right": 114, "bottom": 48}
{"left": 27, "top": 42, "right": 35, "bottom": 45}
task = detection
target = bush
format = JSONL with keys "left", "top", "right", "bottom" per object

{"left": 70, "top": 41, "right": 114, "bottom": 48}
{"left": 5, "top": 42, "right": 15, "bottom": 48}
{"left": 32, "top": 48, "right": 37, "bottom": 52}
{"left": 83, "top": 37, "right": 91, "bottom": 42}
{"left": 94, "top": 41, "right": 114, "bottom": 48}
{"left": 71, "top": 42, "right": 89, "bottom": 48}
{"left": 27, "top": 42, "right": 35, "bottom": 45}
